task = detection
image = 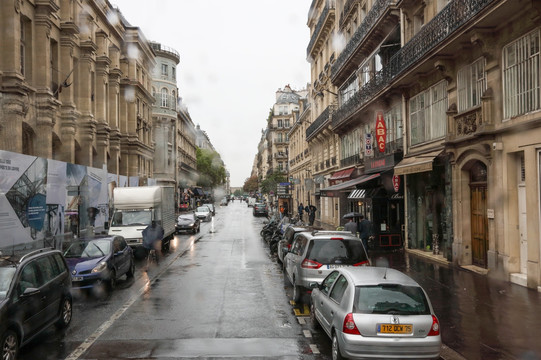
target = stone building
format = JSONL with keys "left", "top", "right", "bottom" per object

{"left": 150, "top": 42, "right": 179, "bottom": 186}
{"left": 288, "top": 95, "right": 312, "bottom": 216}
{"left": 0, "top": 0, "right": 156, "bottom": 182}
{"left": 310, "top": 0, "right": 541, "bottom": 289}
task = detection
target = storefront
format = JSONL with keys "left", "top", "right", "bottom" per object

{"left": 394, "top": 150, "right": 452, "bottom": 259}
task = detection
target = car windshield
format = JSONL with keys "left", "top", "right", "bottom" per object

{"left": 0, "top": 267, "right": 16, "bottom": 300}
{"left": 64, "top": 240, "right": 111, "bottom": 258}
{"left": 178, "top": 214, "right": 195, "bottom": 221}
{"left": 354, "top": 284, "right": 430, "bottom": 315}
{"left": 306, "top": 239, "right": 367, "bottom": 265}
{"left": 197, "top": 207, "right": 209, "bottom": 212}
{"left": 111, "top": 210, "right": 152, "bottom": 226}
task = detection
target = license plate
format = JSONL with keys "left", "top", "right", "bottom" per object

{"left": 326, "top": 265, "right": 349, "bottom": 269}
{"left": 71, "top": 276, "right": 83, "bottom": 282}
{"left": 378, "top": 324, "right": 413, "bottom": 334}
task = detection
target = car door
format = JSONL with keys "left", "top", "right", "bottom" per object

{"left": 113, "top": 237, "right": 129, "bottom": 275}
{"left": 314, "top": 271, "right": 340, "bottom": 336}
{"left": 325, "top": 275, "right": 350, "bottom": 335}
{"left": 14, "top": 261, "right": 48, "bottom": 338}
{"left": 286, "top": 235, "right": 306, "bottom": 285}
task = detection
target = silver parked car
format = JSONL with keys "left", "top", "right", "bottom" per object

{"left": 311, "top": 267, "right": 441, "bottom": 360}
{"left": 284, "top": 230, "right": 370, "bottom": 302}
{"left": 194, "top": 206, "right": 212, "bottom": 222}
{"left": 277, "top": 225, "right": 310, "bottom": 265}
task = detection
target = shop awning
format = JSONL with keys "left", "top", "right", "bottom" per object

{"left": 320, "top": 173, "right": 380, "bottom": 196}
{"left": 348, "top": 189, "right": 367, "bottom": 199}
{"left": 393, "top": 150, "right": 443, "bottom": 176}
{"left": 329, "top": 167, "right": 355, "bottom": 181}
{"left": 348, "top": 187, "right": 385, "bottom": 199}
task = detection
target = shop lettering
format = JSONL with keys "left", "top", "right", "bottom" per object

{"left": 375, "top": 111, "right": 386, "bottom": 153}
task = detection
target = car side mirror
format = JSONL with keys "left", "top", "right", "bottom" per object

{"left": 309, "top": 282, "right": 320, "bottom": 289}
{"left": 21, "top": 287, "right": 40, "bottom": 297}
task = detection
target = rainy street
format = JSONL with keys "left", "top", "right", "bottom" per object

{"left": 15, "top": 200, "right": 541, "bottom": 360}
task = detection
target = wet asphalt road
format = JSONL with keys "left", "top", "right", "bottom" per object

{"left": 17, "top": 201, "right": 326, "bottom": 359}
{"left": 20, "top": 200, "right": 537, "bottom": 359}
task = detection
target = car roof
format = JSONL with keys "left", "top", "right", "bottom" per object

{"left": 299, "top": 230, "right": 360, "bottom": 240}
{"left": 338, "top": 267, "right": 421, "bottom": 287}
{"left": 0, "top": 248, "right": 62, "bottom": 268}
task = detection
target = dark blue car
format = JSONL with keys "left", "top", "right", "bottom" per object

{"left": 63, "top": 235, "right": 134, "bottom": 294}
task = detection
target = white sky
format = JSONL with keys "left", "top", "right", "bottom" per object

{"left": 110, "top": 0, "right": 311, "bottom": 187}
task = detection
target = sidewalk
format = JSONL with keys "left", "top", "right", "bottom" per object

{"left": 378, "top": 249, "right": 541, "bottom": 360}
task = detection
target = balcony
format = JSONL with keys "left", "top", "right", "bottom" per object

{"left": 339, "top": 0, "right": 361, "bottom": 29}
{"left": 150, "top": 42, "right": 180, "bottom": 62}
{"left": 273, "top": 139, "right": 288, "bottom": 145}
{"left": 274, "top": 152, "right": 288, "bottom": 159}
{"left": 331, "top": 0, "right": 396, "bottom": 83}
{"left": 306, "top": 105, "right": 336, "bottom": 141}
{"left": 446, "top": 101, "right": 495, "bottom": 143}
{"left": 307, "top": 0, "right": 336, "bottom": 58}
{"left": 341, "top": 154, "right": 361, "bottom": 168}
{"left": 332, "top": 0, "right": 496, "bottom": 130}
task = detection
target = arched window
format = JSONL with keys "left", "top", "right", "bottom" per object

{"left": 161, "top": 88, "right": 168, "bottom": 107}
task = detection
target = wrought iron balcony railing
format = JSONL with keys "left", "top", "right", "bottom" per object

{"left": 339, "top": 0, "right": 361, "bottom": 29}
{"left": 331, "top": 0, "right": 393, "bottom": 79}
{"left": 340, "top": 154, "right": 361, "bottom": 168}
{"left": 332, "top": 0, "right": 496, "bottom": 129}
{"left": 307, "top": 1, "right": 336, "bottom": 57}
{"left": 306, "top": 105, "right": 336, "bottom": 140}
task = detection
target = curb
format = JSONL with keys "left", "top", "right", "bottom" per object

{"left": 441, "top": 344, "right": 468, "bottom": 360}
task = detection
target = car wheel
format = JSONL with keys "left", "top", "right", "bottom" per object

{"left": 108, "top": 270, "right": 117, "bottom": 292}
{"left": 332, "top": 333, "right": 345, "bottom": 360}
{"left": 56, "top": 296, "right": 73, "bottom": 329}
{"left": 126, "top": 259, "right": 135, "bottom": 278}
{"left": 1, "top": 330, "right": 18, "bottom": 360}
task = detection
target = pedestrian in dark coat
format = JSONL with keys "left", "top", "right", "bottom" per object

{"left": 298, "top": 203, "right": 304, "bottom": 222}
{"left": 308, "top": 205, "right": 317, "bottom": 226}
{"left": 358, "top": 215, "right": 373, "bottom": 250}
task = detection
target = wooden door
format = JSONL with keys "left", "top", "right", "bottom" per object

{"left": 471, "top": 185, "right": 488, "bottom": 267}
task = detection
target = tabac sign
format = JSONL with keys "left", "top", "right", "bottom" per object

{"left": 375, "top": 111, "right": 386, "bottom": 153}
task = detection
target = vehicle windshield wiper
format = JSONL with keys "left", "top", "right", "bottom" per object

{"left": 92, "top": 243, "right": 105, "bottom": 256}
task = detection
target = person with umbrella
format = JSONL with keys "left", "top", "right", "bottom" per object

{"left": 344, "top": 217, "right": 358, "bottom": 235}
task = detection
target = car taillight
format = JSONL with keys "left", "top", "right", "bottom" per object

{"left": 287, "top": 244, "right": 292, "bottom": 250}
{"left": 353, "top": 260, "right": 370, "bottom": 267}
{"left": 330, "top": 237, "right": 343, "bottom": 240}
{"left": 427, "top": 315, "right": 440, "bottom": 336}
{"left": 301, "top": 259, "right": 322, "bottom": 269}
{"left": 342, "top": 313, "right": 361, "bottom": 335}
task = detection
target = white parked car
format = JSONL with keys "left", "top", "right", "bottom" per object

{"left": 194, "top": 206, "right": 212, "bottom": 222}
{"left": 203, "top": 203, "right": 215, "bottom": 216}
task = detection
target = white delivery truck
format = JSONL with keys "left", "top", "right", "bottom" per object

{"left": 108, "top": 186, "right": 175, "bottom": 254}
{"left": 248, "top": 197, "right": 257, "bottom": 207}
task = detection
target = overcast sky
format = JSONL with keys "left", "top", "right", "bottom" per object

{"left": 110, "top": 0, "right": 311, "bottom": 187}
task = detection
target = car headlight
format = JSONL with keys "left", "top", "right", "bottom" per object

{"left": 189, "top": 223, "right": 194, "bottom": 227}
{"left": 92, "top": 261, "right": 107, "bottom": 273}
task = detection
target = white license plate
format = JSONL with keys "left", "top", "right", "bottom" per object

{"left": 72, "top": 276, "right": 83, "bottom": 281}
{"left": 326, "top": 265, "right": 350, "bottom": 269}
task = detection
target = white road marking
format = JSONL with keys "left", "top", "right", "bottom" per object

{"left": 65, "top": 247, "right": 188, "bottom": 360}
{"left": 303, "top": 330, "right": 312, "bottom": 338}
{"left": 297, "top": 317, "right": 306, "bottom": 325}
{"left": 309, "top": 344, "right": 320, "bottom": 354}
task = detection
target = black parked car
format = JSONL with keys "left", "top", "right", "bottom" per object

{"left": 175, "top": 212, "right": 201, "bottom": 234}
{"left": 253, "top": 203, "right": 269, "bottom": 217}
{"left": 0, "top": 248, "right": 72, "bottom": 360}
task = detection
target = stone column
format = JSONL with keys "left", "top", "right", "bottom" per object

{"left": 77, "top": 45, "right": 97, "bottom": 166}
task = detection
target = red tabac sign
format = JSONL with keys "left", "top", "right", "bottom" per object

{"left": 375, "top": 111, "right": 386, "bottom": 153}
{"left": 392, "top": 175, "right": 400, "bottom": 192}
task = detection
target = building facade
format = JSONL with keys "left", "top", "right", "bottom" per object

{"left": 0, "top": 0, "right": 156, "bottom": 183}
{"left": 314, "top": 0, "right": 541, "bottom": 289}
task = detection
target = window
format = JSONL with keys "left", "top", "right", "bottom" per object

{"left": 329, "top": 275, "right": 348, "bottom": 303}
{"left": 503, "top": 29, "right": 540, "bottom": 118}
{"left": 277, "top": 119, "right": 283, "bottom": 128}
{"left": 161, "top": 64, "right": 168, "bottom": 76}
{"left": 161, "top": 88, "right": 168, "bottom": 107}
{"left": 409, "top": 81, "right": 448, "bottom": 145}
{"left": 320, "top": 271, "right": 340, "bottom": 296}
{"left": 354, "top": 284, "right": 430, "bottom": 315}
{"left": 384, "top": 105, "right": 402, "bottom": 143}
{"left": 340, "top": 128, "right": 360, "bottom": 160}
{"left": 457, "top": 58, "right": 486, "bottom": 112}
{"left": 340, "top": 75, "right": 358, "bottom": 104}
{"left": 20, "top": 18, "right": 26, "bottom": 75}
{"left": 285, "top": 119, "right": 290, "bottom": 128}
{"left": 172, "top": 66, "right": 176, "bottom": 79}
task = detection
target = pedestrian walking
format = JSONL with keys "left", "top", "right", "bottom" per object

{"left": 344, "top": 218, "right": 357, "bottom": 235}
{"left": 358, "top": 215, "right": 373, "bottom": 250}
{"left": 308, "top": 204, "right": 317, "bottom": 226}
{"left": 298, "top": 203, "right": 304, "bottom": 222}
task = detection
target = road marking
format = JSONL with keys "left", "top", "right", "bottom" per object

{"left": 297, "top": 317, "right": 306, "bottom": 325}
{"left": 309, "top": 344, "right": 320, "bottom": 354}
{"left": 65, "top": 243, "right": 192, "bottom": 360}
{"left": 303, "top": 330, "right": 312, "bottom": 338}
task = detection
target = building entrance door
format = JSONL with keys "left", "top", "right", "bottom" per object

{"left": 470, "top": 161, "right": 488, "bottom": 268}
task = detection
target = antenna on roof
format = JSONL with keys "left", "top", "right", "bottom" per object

{"left": 383, "top": 268, "right": 388, "bottom": 280}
